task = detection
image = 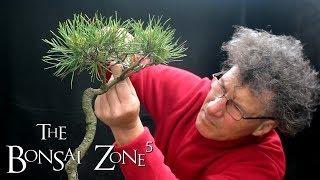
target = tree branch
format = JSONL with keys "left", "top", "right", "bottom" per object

{"left": 64, "top": 58, "right": 155, "bottom": 180}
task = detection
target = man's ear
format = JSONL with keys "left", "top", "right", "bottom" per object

{"left": 252, "top": 120, "right": 278, "bottom": 136}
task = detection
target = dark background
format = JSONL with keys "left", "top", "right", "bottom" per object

{"left": 1, "top": 0, "right": 320, "bottom": 179}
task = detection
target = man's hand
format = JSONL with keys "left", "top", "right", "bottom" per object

{"left": 94, "top": 64, "right": 144, "bottom": 145}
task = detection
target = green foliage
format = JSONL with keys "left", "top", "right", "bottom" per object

{"left": 42, "top": 13, "right": 187, "bottom": 87}
{"left": 130, "top": 16, "right": 187, "bottom": 64}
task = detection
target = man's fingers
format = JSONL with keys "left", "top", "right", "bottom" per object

{"left": 114, "top": 80, "right": 132, "bottom": 103}
{"left": 111, "top": 63, "right": 123, "bottom": 78}
{"left": 94, "top": 93, "right": 110, "bottom": 120}
{"left": 109, "top": 63, "right": 133, "bottom": 102}
{"left": 126, "top": 78, "right": 137, "bottom": 96}
{"left": 109, "top": 63, "right": 138, "bottom": 104}
{"left": 105, "top": 85, "right": 120, "bottom": 113}
{"left": 94, "top": 95, "right": 101, "bottom": 117}
{"left": 108, "top": 74, "right": 114, "bottom": 83}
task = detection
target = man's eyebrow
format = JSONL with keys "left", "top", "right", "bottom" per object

{"left": 220, "top": 78, "right": 248, "bottom": 114}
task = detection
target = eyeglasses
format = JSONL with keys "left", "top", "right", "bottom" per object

{"left": 211, "top": 71, "right": 277, "bottom": 121}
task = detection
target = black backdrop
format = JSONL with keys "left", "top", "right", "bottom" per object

{"left": 2, "top": 0, "right": 320, "bottom": 179}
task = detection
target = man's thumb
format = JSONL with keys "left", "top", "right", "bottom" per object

{"left": 111, "top": 64, "right": 123, "bottom": 78}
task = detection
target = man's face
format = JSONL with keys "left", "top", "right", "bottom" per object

{"left": 195, "top": 66, "right": 273, "bottom": 141}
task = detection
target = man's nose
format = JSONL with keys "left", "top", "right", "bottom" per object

{"left": 206, "top": 97, "right": 227, "bottom": 118}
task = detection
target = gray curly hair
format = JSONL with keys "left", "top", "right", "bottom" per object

{"left": 222, "top": 26, "right": 320, "bottom": 136}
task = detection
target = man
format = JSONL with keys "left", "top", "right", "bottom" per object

{"left": 94, "top": 27, "right": 320, "bottom": 179}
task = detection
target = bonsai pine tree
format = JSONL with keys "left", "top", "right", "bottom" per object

{"left": 42, "top": 13, "right": 186, "bottom": 180}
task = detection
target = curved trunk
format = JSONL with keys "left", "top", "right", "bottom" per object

{"left": 65, "top": 88, "right": 103, "bottom": 180}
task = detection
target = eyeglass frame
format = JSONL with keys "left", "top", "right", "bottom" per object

{"left": 211, "top": 71, "right": 277, "bottom": 121}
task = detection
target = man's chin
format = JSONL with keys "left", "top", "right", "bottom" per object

{"left": 195, "top": 116, "right": 212, "bottom": 140}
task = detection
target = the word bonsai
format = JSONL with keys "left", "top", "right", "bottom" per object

{"left": 42, "top": 13, "right": 186, "bottom": 180}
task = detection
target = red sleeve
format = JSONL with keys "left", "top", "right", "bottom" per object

{"left": 202, "top": 149, "right": 285, "bottom": 180}
{"left": 129, "top": 64, "right": 203, "bottom": 126}
{"left": 203, "top": 163, "right": 283, "bottom": 180}
{"left": 113, "top": 127, "right": 178, "bottom": 180}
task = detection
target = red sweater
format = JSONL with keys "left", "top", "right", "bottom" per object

{"left": 114, "top": 65, "right": 285, "bottom": 180}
